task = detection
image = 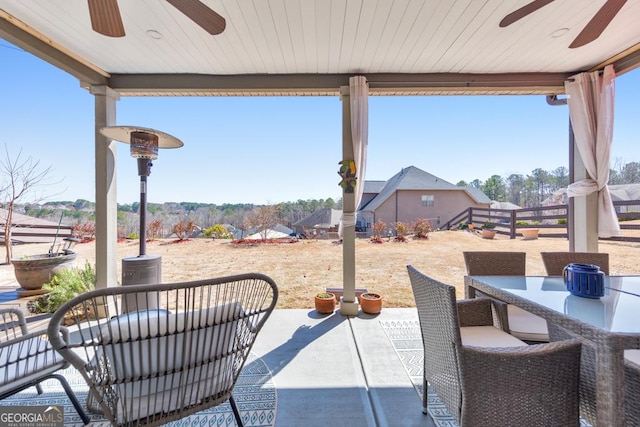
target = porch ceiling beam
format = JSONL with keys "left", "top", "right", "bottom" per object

{"left": 0, "top": 15, "right": 108, "bottom": 86}
{"left": 108, "top": 72, "right": 574, "bottom": 97}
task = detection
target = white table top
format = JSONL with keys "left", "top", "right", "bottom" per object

{"left": 465, "top": 275, "right": 640, "bottom": 334}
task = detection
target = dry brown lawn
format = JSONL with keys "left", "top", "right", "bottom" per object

{"left": 5, "top": 230, "right": 640, "bottom": 309}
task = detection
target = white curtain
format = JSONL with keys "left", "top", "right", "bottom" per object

{"left": 340, "top": 76, "right": 369, "bottom": 235}
{"left": 565, "top": 64, "right": 620, "bottom": 237}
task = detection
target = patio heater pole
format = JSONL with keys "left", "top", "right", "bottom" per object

{"left": 99, "top": 126, "right": 183, "bottom": 310}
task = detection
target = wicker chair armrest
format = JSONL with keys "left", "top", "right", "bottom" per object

{"left": 459, "top": 339, "right": 582, "bottom": 426}
{"left": 457, "top": 298, "right": 509, "bottom": 332}
{"left": 0, "top": 307, "right": 29, "bottom": 337}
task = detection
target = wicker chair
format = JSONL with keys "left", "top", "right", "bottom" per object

{"left": 407, "top": 265, "right": 582, "bottom": 427}
{"left": 463, "top": 251, "right": 549, "bottom": 342}
{"left": 0, "top": 307, "right": 90, "bottom": 424}
{"left": 540, "top": 252, "right": 610, "bottom": 276}
{"left": 47, "top": 273, "right": 278, "bottom": 427}
{"left": 548, "top": 323, "right": 639, "bottom": 426}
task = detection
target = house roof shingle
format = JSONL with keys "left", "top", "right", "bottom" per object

{"left": 359, "top": 166, "right": 490, "bottom": 212}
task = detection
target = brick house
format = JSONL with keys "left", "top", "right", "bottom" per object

{"left": 357, "top": 166, "right": 491, "bottom": 232}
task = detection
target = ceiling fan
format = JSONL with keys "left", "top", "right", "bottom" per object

{"left": 87, "top": 0, "right": 226, "bottom": 38}
{"left": 499, "top": 0, "right": 627, "bottom": 48}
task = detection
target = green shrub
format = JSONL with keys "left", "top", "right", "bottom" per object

{"left": 204, "top": 224, "right": 232, "bottom": 239}
{"left": 34, "top": 261, "right": 96, "bottom": 313}
{"left": 128, "top": 232, "right": 138, "bottom": 240}
{"left": 557, "top": 218, "right": 567, "bottom": 225}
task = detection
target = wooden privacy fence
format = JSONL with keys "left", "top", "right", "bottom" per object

{"left": 442, "top": 201, "right": 640, "bottom": 242}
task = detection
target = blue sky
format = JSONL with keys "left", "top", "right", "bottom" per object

{"left": 1, "top": 40, "right": 638, "bottom": 205}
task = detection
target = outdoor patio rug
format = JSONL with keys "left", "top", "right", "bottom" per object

{"left": 380, "top": 319, "right": 457, "bottom": 427}
{"left": 0, "top": 353, "right": 276, "bottom": 427}
{"left": 380, "top": 320, "right": 591, "bottom": 427}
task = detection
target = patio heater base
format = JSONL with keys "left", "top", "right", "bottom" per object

{"left": 122, "top": 255, "right": 161, "bottom": 312}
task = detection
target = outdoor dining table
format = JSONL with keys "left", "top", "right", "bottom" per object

{"left": 464, "top": 275, "right": 640, "bottom": 427}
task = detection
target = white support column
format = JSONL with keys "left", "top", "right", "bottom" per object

{"left": 339, "top": 86, "right": 359, "bottom": 316}
{"left": 571, "top": 136, "right": 599, "bottom": 252}
{"left": 90, "top": 85, "right": 119, "bottom": 290}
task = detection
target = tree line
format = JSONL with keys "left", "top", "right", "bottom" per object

{"left": 10, "top": 161, "right": 640, "bottom": 239}
{"left": 457, "top": 161, "right": 640, "bottom": 208}
{"left": 20, "top": 198, "right": 342, "bottom": 238}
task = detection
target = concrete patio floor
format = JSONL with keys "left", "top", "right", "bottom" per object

{"left": 252, "top": 308, "right": 437, "bottom": 427}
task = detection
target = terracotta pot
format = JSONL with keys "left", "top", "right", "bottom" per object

{"left": 359, "top": 292, "right": 382, "bottom": 314}
{"left": 314, "top": 292, "right": 336, "bottom": 314}
{"left": 481, "top": 229, "right": 496, "bottom": 239}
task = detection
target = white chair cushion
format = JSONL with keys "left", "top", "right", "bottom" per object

{"left": 95, "top": 302, "right": 247, "bottom": 422}
{"left": 625, "top": 349, "right": 640, "bottom": 366}
{"left": 0, "top": 336, "right": 66, "bottom": 396}
{"left": 460, "top": 325, "right": 528, "bottom": 348}
{"left": 507, "top": 305, "right": 549, "bottom": 342}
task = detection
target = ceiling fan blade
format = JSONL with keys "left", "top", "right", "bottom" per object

{"left": 88, "top": 0, "right": 125, "bottom": 37}
{"left": 499, "top": 0, "right": 555, "bottom": 27}
{"left": 569, "top": 0, "right": 627, "bottom": 48}
{"left": 166, "top": 0, "right": 226, "bottom": 35}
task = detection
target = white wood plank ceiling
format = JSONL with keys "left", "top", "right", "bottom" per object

{"left": 1, "top": 0, "right": 640, "bottom": 96}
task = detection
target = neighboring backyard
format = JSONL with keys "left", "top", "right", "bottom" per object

{"left": 3, "top": 230, "right": 640, "bottom": 309}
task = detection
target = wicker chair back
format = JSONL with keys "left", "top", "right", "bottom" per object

{"left": 47, "top": 273, "right": 278, "bottom": 427}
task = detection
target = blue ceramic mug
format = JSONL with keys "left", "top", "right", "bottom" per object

{"left": 563, "top": 263, "right": 605, "bottom": 298}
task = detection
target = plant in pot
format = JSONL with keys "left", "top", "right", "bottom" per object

{"left": 481, "top": 221, "right": 496, "bottom": 239}
{"left": 314, "top": 292, "right": 336, "bottom": 314}
{"left": 359, "top": 292, "right": 382, "bottom": 314}
{"left": 11, "top": 237, "right": 80, "bottom": 296}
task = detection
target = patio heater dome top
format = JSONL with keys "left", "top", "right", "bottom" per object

{"left": 100, "top": 126, "right": 183, "bottom": 160}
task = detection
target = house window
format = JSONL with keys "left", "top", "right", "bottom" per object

{"left": 422, "top": 195, "right": 434, "bottom": 207}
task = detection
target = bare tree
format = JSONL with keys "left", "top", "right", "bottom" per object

{"left": 244, "top": 205, "right": 278, "bottom": 240}
{"left": 0, "top": 147, "right": 57, "bottom": 263}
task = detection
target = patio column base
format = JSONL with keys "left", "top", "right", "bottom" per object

{"left": 339, "top": 298, "right": 359, "bottom": 316}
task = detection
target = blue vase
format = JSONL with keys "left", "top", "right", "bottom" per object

{"left": 563, "top": 263, "right": 605, "bottom": 298}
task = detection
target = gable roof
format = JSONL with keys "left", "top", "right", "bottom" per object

{"left": 359, "top": 166, "right": 490, "bottom": 212}
{"left": 363, "top": 181, "right": 386, "bottom": 194}
{"left": 293, "top": 208, "right": 341, "bottom": 229}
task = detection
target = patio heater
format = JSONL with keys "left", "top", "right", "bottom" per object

{"left": 100, "top": 126, "right": 183, "bottom": 308}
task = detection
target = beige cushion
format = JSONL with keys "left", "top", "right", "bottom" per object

{"left": 507, "top": 305, "right": 549, "bottom": 342}
{"left": 460, "top": 325, "right": 528, "bottom": 348}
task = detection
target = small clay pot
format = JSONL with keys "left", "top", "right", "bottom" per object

{"left": 314, "top": 292, "right": 336, "bottom": 314}
{"left": 359, "top": 292, "right": 382, "bottom": 314}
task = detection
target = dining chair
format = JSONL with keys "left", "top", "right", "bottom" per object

{"left": 462, "top": 251, "right": 549, "bottom": 342}
{"left": 0, "top": 307, "right": 90, "bottom": 424}
{"left": 540, "top": 252, "right": 610, "bottom": 276}
{"left": 548, "top": 323, "right": 638, "bottom": 426}
{"left": 407, "top": 265, "right": 582, "bottom": 427}
{"left": 47, "top": 273, "right": 278, "bottom": 427}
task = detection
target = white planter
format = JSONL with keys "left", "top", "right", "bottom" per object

{"left": 521, "top": 229, "right": 540, "bottom": 240}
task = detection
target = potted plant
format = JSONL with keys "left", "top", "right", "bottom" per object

{"left": 314, "top": 292, "right": 336, "bottom": 314}
{"left": 11, "top": 238, "right": 79, "bottom": 296}
{"left": 359, "top": 292, "right": 382, "bottom": 314}
{"left": 481, "top": 221, "right": 496, "bottom": 239}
